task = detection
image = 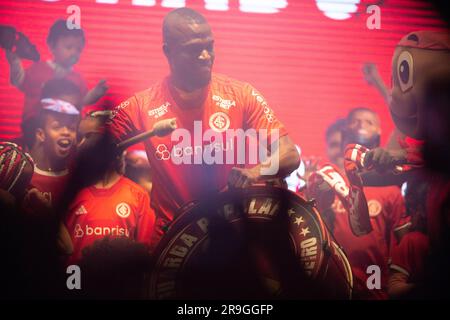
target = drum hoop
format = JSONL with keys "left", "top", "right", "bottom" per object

{"left": 331, "top": 241, "right": 354, "bottom": 300}
{"left": 155, "top": 186, "right": 329, "bottom": 257}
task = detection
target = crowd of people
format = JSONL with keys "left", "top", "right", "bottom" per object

{"left": 0, "top": 8, "right": 448, "bottom": 300}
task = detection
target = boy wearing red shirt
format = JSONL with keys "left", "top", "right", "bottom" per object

{"left": 65, "top": 113, "right": 156, "bottom": 265}
{"left": 27, "top": 79, "right": 81, "bottom": 208}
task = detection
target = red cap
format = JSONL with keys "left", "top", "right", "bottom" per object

{"left": 397, "top": 30, "right": 450, "bottom": 50}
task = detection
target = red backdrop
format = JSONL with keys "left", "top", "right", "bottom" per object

{"left": 0, "top": 0, "right": 446, "bottom": 157}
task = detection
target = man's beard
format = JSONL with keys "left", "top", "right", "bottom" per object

{"left": 172, "top": 64, "right": 213, "bottom": 92}
{"left": 191, "top": 72, "right": 211, "bottom": 89}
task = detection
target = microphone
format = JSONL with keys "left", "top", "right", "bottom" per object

{"left": 116, "top": 118, "right": 177, "bottom": 151}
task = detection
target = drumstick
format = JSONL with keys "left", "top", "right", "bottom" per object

{"left": 116, "top": 118, "right": 177, "bottom": 150}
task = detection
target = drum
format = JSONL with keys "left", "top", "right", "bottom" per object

{"left": 148, "top": 186, "right": 352, "bottom": 299}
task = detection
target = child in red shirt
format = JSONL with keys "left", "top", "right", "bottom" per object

{"left": 5, "top": 19, "right": 108, "bottom": 145}
{"left": 65, "top": 113, "right": 156, "bottom": 265}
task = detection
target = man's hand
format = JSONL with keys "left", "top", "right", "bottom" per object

{"left": 306, "top": 171, "right": 335, "bottom": 212}
{"left": 362, "top": 62, "right": 380, "bottom": 87}
{"left": 84, "top": 79, "right": 109, "bottom": 105}
{"left": 362, "top": 62, "right": 391, "bottom": 105}
{"left": 228, "top": 166, "right": 260, "bottom": 188}
{"left": 303, "top": 155, "right": 322, "bottom": 182}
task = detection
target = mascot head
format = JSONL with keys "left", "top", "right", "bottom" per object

{"left": 390, "top": 30, "right": 450, "bottom": 139}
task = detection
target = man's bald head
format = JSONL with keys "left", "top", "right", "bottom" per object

{"left": 162, "top": 8, "right": 215, "bottom": 92}
{"left": 163, "top": 8, "right": 209, "bottom": 46}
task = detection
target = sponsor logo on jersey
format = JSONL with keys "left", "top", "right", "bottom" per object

{"left": 251, "top": 89, "right": 274, "bottom": 123}
{"left": 148, "top": 102, "right": 170, "bottom": 119}
{"left": 155, "top": 144, "right": 171, "bottom": 160}
{"left": 212, "top": 95, "right": 236, "bottom": 110}
{"left": 110, "top": 100, "right": 130, "bottom": 119}
{"left": 75, "top": 205, "right": 88, "bottom": 216}
{"left": 152, "top": 121, "right": 280, "bottom": 175}
{"left": 73, "top": 224, "right": 130, "bottom": 238}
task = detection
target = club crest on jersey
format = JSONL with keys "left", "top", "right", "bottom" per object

{"left": 116, "top": 202, "right": 131, "bottom": 218}
{"left": 212, "top": 95, "right": 236, "bottom": 110}
{"left": 209, "top": 112, "right": 230, "bottom": 133}
{"left": 368, "top": 200, "right": 382, "bottom": 217}
{"left": 148, "top": 102, "right": 170, "bottom": 119}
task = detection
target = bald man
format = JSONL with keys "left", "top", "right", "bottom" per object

{"left": 105, "top": 8, "right": 300, "bottom": 248}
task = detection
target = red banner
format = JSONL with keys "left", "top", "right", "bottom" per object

{"left": 0, "top": 0, "right": 446, "bottom": 156}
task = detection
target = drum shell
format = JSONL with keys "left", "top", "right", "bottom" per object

{"left": 148, "top": 186, "right": 352, "bottom": 299}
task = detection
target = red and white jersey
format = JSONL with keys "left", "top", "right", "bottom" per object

{"left": 390, "top": 231, "right": 429, "bottom": 284}
{"left": 107, "top": 73, "right": 288, "bottom": 223}
{"left": 331, "top": 185, "right": 409, "bottom": 300}
{"left": 65, "top": 176, "right": 155, "bottom": 265}
{"left": 29, "top": 166, "right": 70, "bottom": 207}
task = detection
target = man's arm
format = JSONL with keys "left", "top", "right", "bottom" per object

{"left": 83, "top": 79, "right": 109, "bottom": 105}
{"left": 362, "top": 62, "right": 391, "bottom": 106}
{"left": 360, "top": 146, "right": 418, "bottom": 186}
{"left": 135, "top": 191, "right": 156, "bottom": 251}
{"left": 105, "top": 96, "right": 141, "bottom": 143}
{"left": 230, "top": 83, "right": 300, "bottom": 188}
{"left": 5, "top": 50, "right": 24, "bottom": 87}
{"left": 228, "top": 135, "right": 300, "bottom": 188}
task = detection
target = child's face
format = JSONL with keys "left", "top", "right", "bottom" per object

{"left": 51, "top": 35, "right": 84, "bottom": 68}
{"left": 39, "top": 113, "right": 79, "bottom": 161}
{"left": 77, "top": 117, "right": 102, "bottom": 147}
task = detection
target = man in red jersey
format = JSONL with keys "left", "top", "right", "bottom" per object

{"left": 308, "top": 107, "right": 410, "bottom": 300}
{"left": 387, "top": 175, "right": 429, "bottom": 299}
{"left": 65, "top": 113, "right": 156, "bottom": 265}
{"left": 105, "top": 8, "right": 300, "bottom": 248}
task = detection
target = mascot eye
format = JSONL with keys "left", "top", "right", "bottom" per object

{"left": 397, "top": 51, "right": 414, "bottom": 92}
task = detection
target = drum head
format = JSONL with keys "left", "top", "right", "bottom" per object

{"left": 148, "top": 186, "right": 351, "bottom": 299}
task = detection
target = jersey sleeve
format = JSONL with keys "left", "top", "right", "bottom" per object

{"left": 241, "top": 83, "right": 288, "bottom": 140}
{"left": 389, "top": 232, "right": 429, "bottom": 283}
{"left": 106, "top": 96, "right": 142, "bottom": 143}
{"left": 135, "top": 190, "right": 156, "bottom": 249}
